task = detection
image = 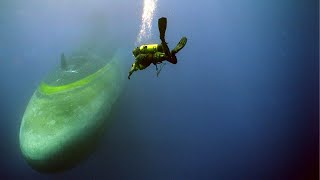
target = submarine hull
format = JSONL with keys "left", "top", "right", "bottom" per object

{"left": 19, "top": 54, "right": 124, "bottom": 173}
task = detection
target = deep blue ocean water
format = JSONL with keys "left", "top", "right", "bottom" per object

{"left": 0, "top": 0, "right": 318, "bottom": 179}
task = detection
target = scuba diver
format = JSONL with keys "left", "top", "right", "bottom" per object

{"left": 128, "top": 17, "right": 187, "bottom": 79}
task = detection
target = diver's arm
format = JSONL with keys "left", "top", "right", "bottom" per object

{"left": 128, "top": 62, "right": 139, "bottom": 79}
{"left": 128, "top": 54, "right": 148, "bottom": 79}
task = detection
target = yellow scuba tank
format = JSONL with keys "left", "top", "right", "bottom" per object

{"left": 139, "top": 44, "right": 163, "bottom": 54}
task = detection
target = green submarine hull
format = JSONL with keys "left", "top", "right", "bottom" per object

{"left": 19, "top": 52, "right": 125, "bottom": 172}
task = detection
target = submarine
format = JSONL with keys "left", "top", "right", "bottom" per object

{"left": 19, "top": 50, "right": 126, "bottom": 172}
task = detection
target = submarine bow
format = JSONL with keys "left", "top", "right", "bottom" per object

{"left": 19, "top": 52, "right": 126, "bottom": 172}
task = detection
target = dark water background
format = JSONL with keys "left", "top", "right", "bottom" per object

{"left": 0, "top": 0, "right": 318, "bottom": 179}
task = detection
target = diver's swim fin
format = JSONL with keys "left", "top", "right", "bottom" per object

{"left": 60, "top": 53, "right": 67, "bottom": 70}
{"left": 172, "top": 37, "right": 187, "bottom": 55}
{"left": 158, "top": 17, "right": 167, "bottom": 42}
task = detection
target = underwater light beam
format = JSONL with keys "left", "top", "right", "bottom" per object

{"left": 136, "top": 0, "right": 158, "bottom": 45}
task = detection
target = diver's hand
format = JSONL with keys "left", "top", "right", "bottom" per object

{"left": 128, "top": 69, "right": 134, "bottom": 80}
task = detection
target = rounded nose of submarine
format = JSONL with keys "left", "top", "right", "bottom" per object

{"left": 19, "top": 53, "right": 124, "bottom": 173}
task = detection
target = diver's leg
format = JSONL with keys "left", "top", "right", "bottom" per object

{"left": 161, "top": 42, "right": 171, "bottom": 57}
{"left": 158, "top": 17, "right": 179, "bottom": 64}
{"left": 166, "top": 54, "right": 177, "bottom": 64}
{"left": 164, "top": 37, "right": 187, "bottom": 64}
{"left": 171, "top": 37, "right": 188, "bottom": 55}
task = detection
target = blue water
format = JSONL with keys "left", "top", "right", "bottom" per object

{"left": 0, "top": 0, "right": 318, "bottom": 179}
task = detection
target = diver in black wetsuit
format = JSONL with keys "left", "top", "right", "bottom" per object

{"left": 128, "top": 17, "right": 187, "bottom": 79}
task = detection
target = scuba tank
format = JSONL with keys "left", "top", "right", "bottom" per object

{"left": 139, "top": 44, "right": 163, "bottom": 54}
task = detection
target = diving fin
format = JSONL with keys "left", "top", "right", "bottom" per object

{"left": 158, "top": 17, "right": 167, "bottom": 42}
{"left": 60, "top": 53, "right": 67, "bottom": 70}
{"left": 172, "top": 37, "right": 187, "bottom": 55}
